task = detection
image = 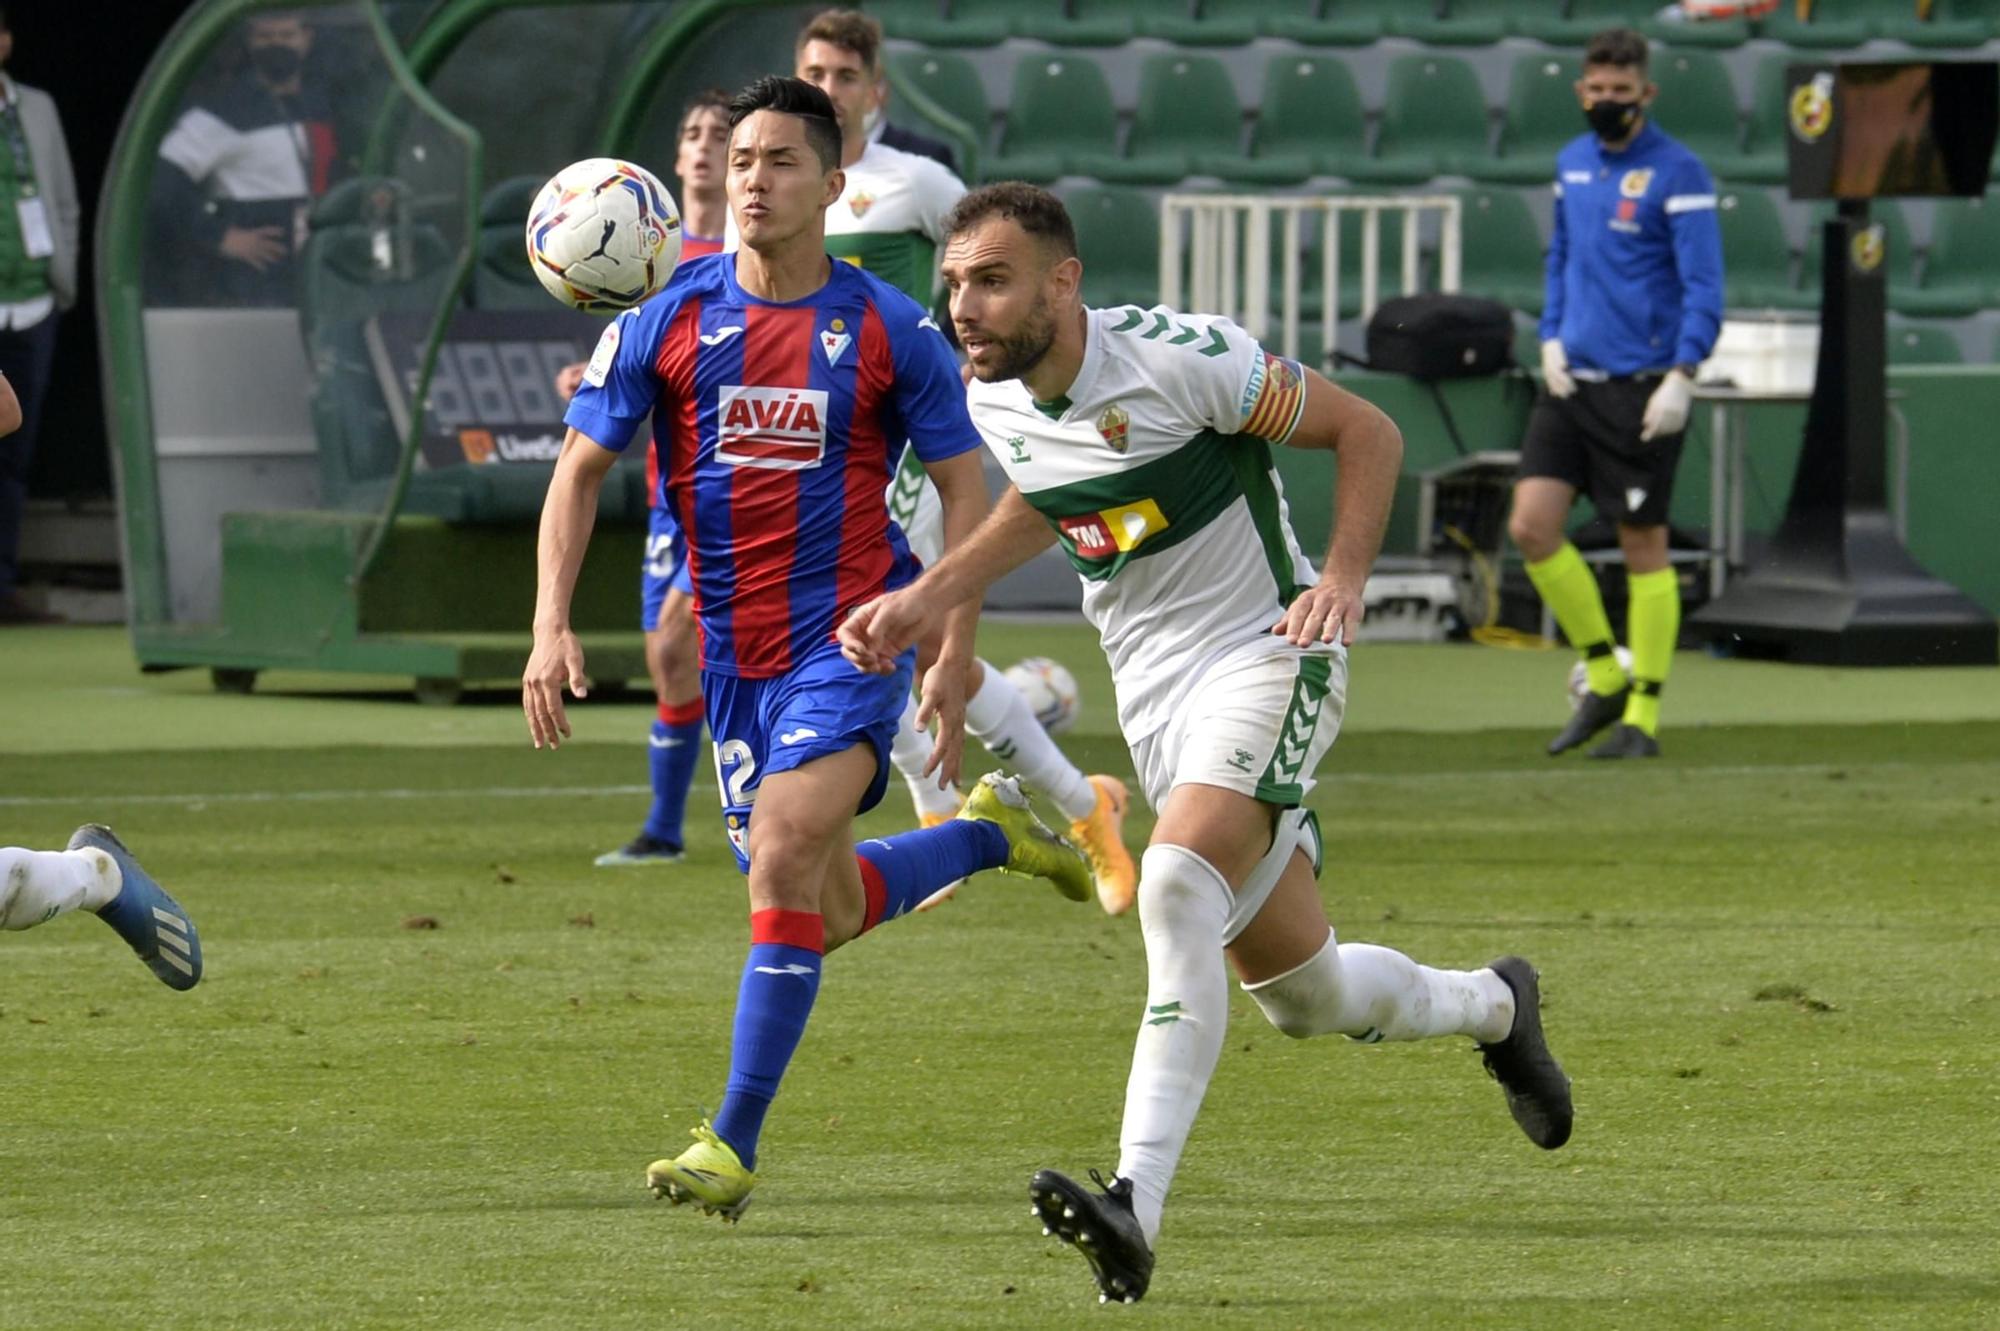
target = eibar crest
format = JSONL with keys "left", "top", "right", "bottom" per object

{"left": 1619, "top": 167, "right": 1654, "bottom": 199}
{"left": 1095, "top": 404, "right": 1130, "bottom": 453}
{"left": 819, "top": 323, "right": 852, "bottom": 366}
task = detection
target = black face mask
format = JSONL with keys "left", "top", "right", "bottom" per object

{"left": 1585, "top": 98, "right": 1641, "bottom": 141}
{"left": 251, "top": 45, "right": 304, "bottom": 85}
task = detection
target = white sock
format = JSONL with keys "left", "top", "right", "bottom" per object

{"left": 964, "top": 658, "right": 1097, "bottom": 822}
{"left": 0, "top": 847, "right": 121, "bottom": 931}
{"left": 1244, "top": 934, "right": 1515, "bottom": 1044}
{"left": 890, "top": 695, "right": 960, "bottom": 819}
{"left": 1115, "top": 844, "right": 1232, "bottom": 1247}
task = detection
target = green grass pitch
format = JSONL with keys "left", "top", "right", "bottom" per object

{"left": 3, "top": 627, "right": 1997, "bottom": 1328}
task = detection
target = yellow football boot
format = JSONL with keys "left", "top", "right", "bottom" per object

{"left": 957, "top": 772, "right": 1092, "bottom": 903}
{"left": 645, "top": 1121, "right": 756, "bottom": 1223}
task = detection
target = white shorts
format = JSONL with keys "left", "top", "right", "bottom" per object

{"left": 1127, "top": 638, "right": 1345, "bottom": 941}
{"left": 886, "top": 445, "right": 943, "bottom": 567}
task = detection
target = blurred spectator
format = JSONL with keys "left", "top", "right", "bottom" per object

{"left": 153, "top": 12, "right": 342, "bottom": 306}
{"left": 0, "top": 5, "right": 78, "bottom": 625}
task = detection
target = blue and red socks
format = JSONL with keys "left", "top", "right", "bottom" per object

{"left": 855, "top": 820, "right": 1008, "bottom": 933}
{"left": 709, "top": 824, "right": 1009, "bottom": 1168}
{"left": 643, "top": 698, "right": 703, "bottom": 849}
{"left": 712, "top": 909, "right": 824, "bottom": 1171}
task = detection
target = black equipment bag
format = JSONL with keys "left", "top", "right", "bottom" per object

{"left": 1364, "top": 294, "right": 1514, "bottom": 380}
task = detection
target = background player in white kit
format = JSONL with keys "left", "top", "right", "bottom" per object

{"left": 790, "top": 10, "right": 1135, "bottom": 911}
{"left": 841, "top": 184, "right": 1573, "bottom": 1305}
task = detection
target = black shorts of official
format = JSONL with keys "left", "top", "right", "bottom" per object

{"left": 1519, "top": 375, "right": 1685, "bottom": 528}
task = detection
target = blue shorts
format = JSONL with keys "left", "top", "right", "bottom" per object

{"left": 704, "top": 636, "right": 915, "bottom": 874}
{"left": 640, "top": 505, "right": 694, "bottom": 632}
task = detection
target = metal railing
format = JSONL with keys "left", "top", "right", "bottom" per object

{"left": 1159, "top": 194, "right": 1463, "bottom": 365}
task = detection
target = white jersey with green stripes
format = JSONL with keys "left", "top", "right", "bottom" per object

{"left": 967, "top": 304, "right": 1326, "bottom": 741}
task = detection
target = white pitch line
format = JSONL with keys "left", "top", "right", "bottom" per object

{"left": 0, "top": 757, "right": 1988, "bottom": 810}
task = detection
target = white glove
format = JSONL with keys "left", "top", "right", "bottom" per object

{"left": 1640, "top": 368, "right": 1693, "bottom": 442}
{"left": 1540, "top": 339, "right": 1576, "bottom": 399}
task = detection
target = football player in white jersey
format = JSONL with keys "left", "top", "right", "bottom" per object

{"left": 792, "top": 9, "right": 1137, "bottom": 912}
{"left": 840, "top": 184, "right": 1572, "bottom": 1305}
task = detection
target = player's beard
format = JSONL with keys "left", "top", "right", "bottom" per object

{"left": 973, "top": 296, "right": 1058, "bottom": 383}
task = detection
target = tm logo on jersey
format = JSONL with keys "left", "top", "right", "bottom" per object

{"left": 1057, "top": 498, "right": 1170, "bottom": 560}
{"left": 716, "top": 385, "right": 831, "bottom": 470}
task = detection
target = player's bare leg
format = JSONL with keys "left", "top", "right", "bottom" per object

{"left": 1034, "top": 783, "right": 1568, "bottom": 1303}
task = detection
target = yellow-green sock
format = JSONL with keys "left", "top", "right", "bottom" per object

{"left": 1623, "top": 567, "right": 1680, "bottom": 737}
{"left": 1525, "top": 543, "right": 1624, "bottom": 695}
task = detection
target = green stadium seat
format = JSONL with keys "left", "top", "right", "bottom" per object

{"left": 989, "top": 56, "right": 1118, "bottom": 184}
{"left": 1149, "top": 0, "right": 1320, "bottom": 46}
{"left": 1477, "top": 53, "right": 1584, "bottom": 186}
{"left": 1075, "top": 54, "right": 1241, "bottom": 185}
{"left": 1022, "top": 0, "right": 1170, "bottom": 46}
{"left": 1713, "top": 186, "right": 1807, "bottom": 310}
{"left": 1649, "top": 50, "right": 1744, "bottom": 164}
{"left": 1758, "top": 0, "right": 1875, "bottom": 48}
{"left": 927, "top": 0, "right": 1064, "bottom": 46}
{"left": 1799, "top": 200, "right": 1917, "bottom": 303}
{"left": 1375, "top": 54, "right": 1494, "bottom": 181}
{"left": 1267, "top": 0, "right": 1399, "bottom": 46}
{"left": 1405, "top": 0, "right": 1520, "bottom": 46}
{"left": 1704, "top": 55, "right": 1789, "bottom": 187}
{"left": 1204, "top": 56, "right": 1369, "bottom": 185}
{"left": 1515, "top": 0, "right": 1656, "bottom": 45}
{"left": 1879, "top": 0, "right": 2000, "bottom": 47}
{"left": 1895, "top": 194, "right": 2000, "bottom": 317}
{"left": 1066, "top": 186, "right": 1159, "bottom": 309}
{"left": 471, "top": 176, "right": 545, "bottom": 310}
{"left": 1886, "top": 323, "right": 1966, "bottom": 365}
{"left": 1454, "top": 188, "right": 1547, "bottom": 316}
{"left": 864, "top": 0, "right": 966, "bottom": 46}
{"left": 887, "top": 50, "right": 990, "bottom": 154}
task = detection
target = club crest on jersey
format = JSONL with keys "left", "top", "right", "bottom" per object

{"left": 715, "top": 385, "right": 831, "bottom": 470}
{"left": 1056, "top": 498, "right": 1169, "bottom": 560}
{"left": 1619, "top": 168, "right": 1653, "bottom": 199}
{"left": 819, "top": 317, "right": 852, "bottom": 366}
{"left": 1095, "top": 405, "right": 1130, "bottom": 453}
{"left": 848, "top": 191, "right": 875, "bottom": 218}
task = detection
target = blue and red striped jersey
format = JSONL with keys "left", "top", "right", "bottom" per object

{"left": 566, "top": 253, "right": 980, "bottom": 679}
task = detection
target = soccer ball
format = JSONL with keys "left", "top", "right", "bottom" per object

{"left": 525, "top": 158, "right": 681, "bottom": 311}
{"left": 1004, "top": 657, "right": 1081, "bottom": 736}
{"left": 1566, "top": 645, "right": 1635, "bottom": 709}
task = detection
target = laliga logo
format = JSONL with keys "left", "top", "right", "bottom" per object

{"left": 636, "top": 218, "right": 668, "bottom": 259}
{"left": 1790, "top": 72, "right": 1834, "bottom": 143}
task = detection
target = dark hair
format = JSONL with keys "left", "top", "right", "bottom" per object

{"left": 1584, "top": 27, "right": 1649, "bottom": 73}
{"left": 728, "top": 76, "right": 842, "bottom": 172}
{"left": 942, "top": 182, "right": 1079, "bottom": 260}
{"left": 680, "top": 87, "right": 731, "bottom": 134}
{"left": 797, "top": 8, "right": 883, "bottom": 74}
